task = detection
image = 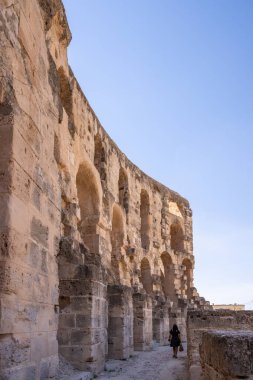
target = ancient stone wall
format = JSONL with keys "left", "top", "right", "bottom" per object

{"left": 0, "top": 0, "right": 208, "bottom": 378}
{"left": 187, "top": 310, "right": 253, "bottom": 380}
{"left": 200, "top": 330, "right": 253, "bottom": 380}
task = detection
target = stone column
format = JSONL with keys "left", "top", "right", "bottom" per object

{"left": 153, "top": 297, "right": 170, "bottom": 345}
{"left": 133, "top": 292, "right": 153, "bottom": 351}
{"left": 58, "top": 238, "right": 107, "bottom": 374}
{"left": 107, "top": 285, "right": 133, "bottom": 359}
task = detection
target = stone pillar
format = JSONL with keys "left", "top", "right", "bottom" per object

{"left": 58, "top": 238, "right": 107, "bottom": 374}
{"left": 153, "top": 298, "right": 170, "bottom": 345}
{"left": 107, "top": 285, "right": 133, "bottom": 359}
{"left": 133, "top": 292, "right": 153, "bottom": 351}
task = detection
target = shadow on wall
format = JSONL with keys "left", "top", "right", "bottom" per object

{"left": 140, "top": 189, "right": 151, "bottom": 250}
{"left": 76, "top": 161, "right": 101, "bottom": 251}
{"left": 170, "top": 223, "right": 184, "bottom": 252}
{"left": 161, "top": 252, "right": 176, "bottom": 301}
{"left": 141, "top": 258, "right": 153, "bottom": 294}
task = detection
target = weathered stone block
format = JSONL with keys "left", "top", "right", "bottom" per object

{"left": 187, "top": 310, "right": 253, "bottom": 379}
{"left": 0, "top": 297, "right": 41, "bottom": 334}
{"left": 30, "top": 332, "right": 48, "bottom": 362}
{"left": 47, "top": 332, "right": 58, "bottom": 356}
{"left": 59, "top": 296, "right": 91, "bottom": 314}
{"left": 0, "top": 364, "right": 37, "bottom": 380}
{"left": 76, "top": 315, "right": 100, "bottom": 329}
{"left": 33, "top": 273, "right": 49, "bottom": 303}
{"left": 0, "top": 262, "right": 34, "bottom": 299}
{"left": 37, "top": 304, "right": 57, "bottom": 332}
{"left": 0, "top": 194, "right": 10, "bottom": 228}
{"left": 59, "top": 346, "right": 92, "bottom": 367}
{"left": 30, "top": 217, "right": 49, "bottom": 248}
{"left": 59, "top": 313, "right": 76, "bottom": 329}
{"left": 0, "top": 227, "right": 29, "bottom": 263}
{"left": 0, "top": 124, "right": 13, "bottom": 161}
{"left": 57, "top": 329, "right": 71, "bottom": 345}
{"left": 0, "top": 159, "right": 12, "bottom": 194}
{"left": 0, "top": 333, "right": 31, "bottom": 369}
{"left": 107, "top": 285, "right": 133, "bottom": 359}
{"left": 200, "top": 330, "right": 253, "bottom": 380}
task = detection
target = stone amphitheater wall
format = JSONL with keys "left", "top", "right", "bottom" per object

{"left": 0, "top": 0, "right": 205, "bottom": 378}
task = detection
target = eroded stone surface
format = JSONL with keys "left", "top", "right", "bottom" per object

{"left": 187, "top": 310, "right": 253, "bottom": 380}
{"left": 200, "top": 330, "right": 253, "bottom": 380}
{"left": 0, "top": 0, "right": 209, "bottom": 378}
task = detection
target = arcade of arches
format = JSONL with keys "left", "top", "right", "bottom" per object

{"left": 0, "top": 1, "right": 211, "bottom": 379}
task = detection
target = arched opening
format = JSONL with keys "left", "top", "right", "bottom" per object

{"left": 76, "top": 162, "right": 101, "bottom": 250}
{"left": 111, "top": 204, "right": 125, "bottom": 282}
{"left": 94, "top": 133, "right": 107, "bottom": 180}
{"left": 58, "top": 162, "right": 104, "bottom": 371}
{"left": 140, "top": 258, "right": 152, "bottom": 294}
{"left": 161, "top": 252, "right": 175, "bottom": 300}
{"left": 170, "top": 223, "right": 184, "bottom": 252}
{"left": 182, "top": 258, "right": 193, "bottom": 299}
{"left": 118, "top": 168, "right": 129, "bottom": 214}
{"left": 108, "top": 206, "right": 133, "bottom": 358}
{"left": 140, "top": 190, "right": 151, "bottom": 250}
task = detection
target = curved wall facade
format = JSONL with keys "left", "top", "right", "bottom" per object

{"left": 0, "top": 1, "right": 208, "bottom": 378}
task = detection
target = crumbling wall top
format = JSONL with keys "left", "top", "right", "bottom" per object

{"left": 38, "top": 0, "right": 72, "bottom": 45}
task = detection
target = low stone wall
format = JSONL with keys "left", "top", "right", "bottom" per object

{"left": 187, "top": 310, "right": 253, "bottom": 379}
{"left": 200, "top": 330, "right": 253, "bottom": 380}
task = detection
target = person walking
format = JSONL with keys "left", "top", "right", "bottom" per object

{"left": 169, "top": 324, "right": 181, "bottom": 358}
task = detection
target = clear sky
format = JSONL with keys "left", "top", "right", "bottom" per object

{"left": 63, "top": 0, "right": 253, "bottom": 309}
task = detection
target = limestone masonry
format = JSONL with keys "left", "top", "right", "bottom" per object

{"left": 3, "top": 1, "right": 251, "bottom": 380}
{"left": 188, "top": 310, "right": 253, "bottom": 380}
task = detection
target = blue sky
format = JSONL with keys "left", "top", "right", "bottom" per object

{"left": 63, "top": 0, "right": 253, "bottom": 309}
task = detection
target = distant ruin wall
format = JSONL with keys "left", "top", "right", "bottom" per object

{"left": 200, "top": 330, "right": 253, "bottom": 380}
{"left": 187, "top": 310, "right": 253, "bottom": 380}
{"left": 0, "top": 0, "right": 208, "bottom": 378}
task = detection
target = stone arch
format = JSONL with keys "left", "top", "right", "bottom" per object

{"left": 170, "top": 223, "right": 184, "bottom": 252}
{"left": 111, "top": 204, "right": 125, "bottom": 281}
{"left": 118, "top": 167, "right": 129, "bottom": 214}
{"left": 161, "top": 252, "right": 176, "bottom": 300}
{"left": 182, "top": 258, "right": 193, "bottom": 298}
{"left": 140, "top": 258, "right": 153, "bottom": 294}
{"left": 94, "top": 133, "right": 107, "bottom": 180}
{"left": 76, "top": 161, "right": 101, "bottom": 251}
{"left": 58, "top": 162, "right": 104, "bottom": 370}
{"left": 107, "top": 206, "right": 132, "bottom": 359}
{"left": 140, "top": 189, "right": 151, "bottom": 250}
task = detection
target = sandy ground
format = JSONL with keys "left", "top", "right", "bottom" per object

{"left": 97, "top": 344, "right": 188, "bottom": 380}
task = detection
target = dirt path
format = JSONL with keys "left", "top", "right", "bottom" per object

{"left": 97, "top": 344, "right": 188, "bottom": 380}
